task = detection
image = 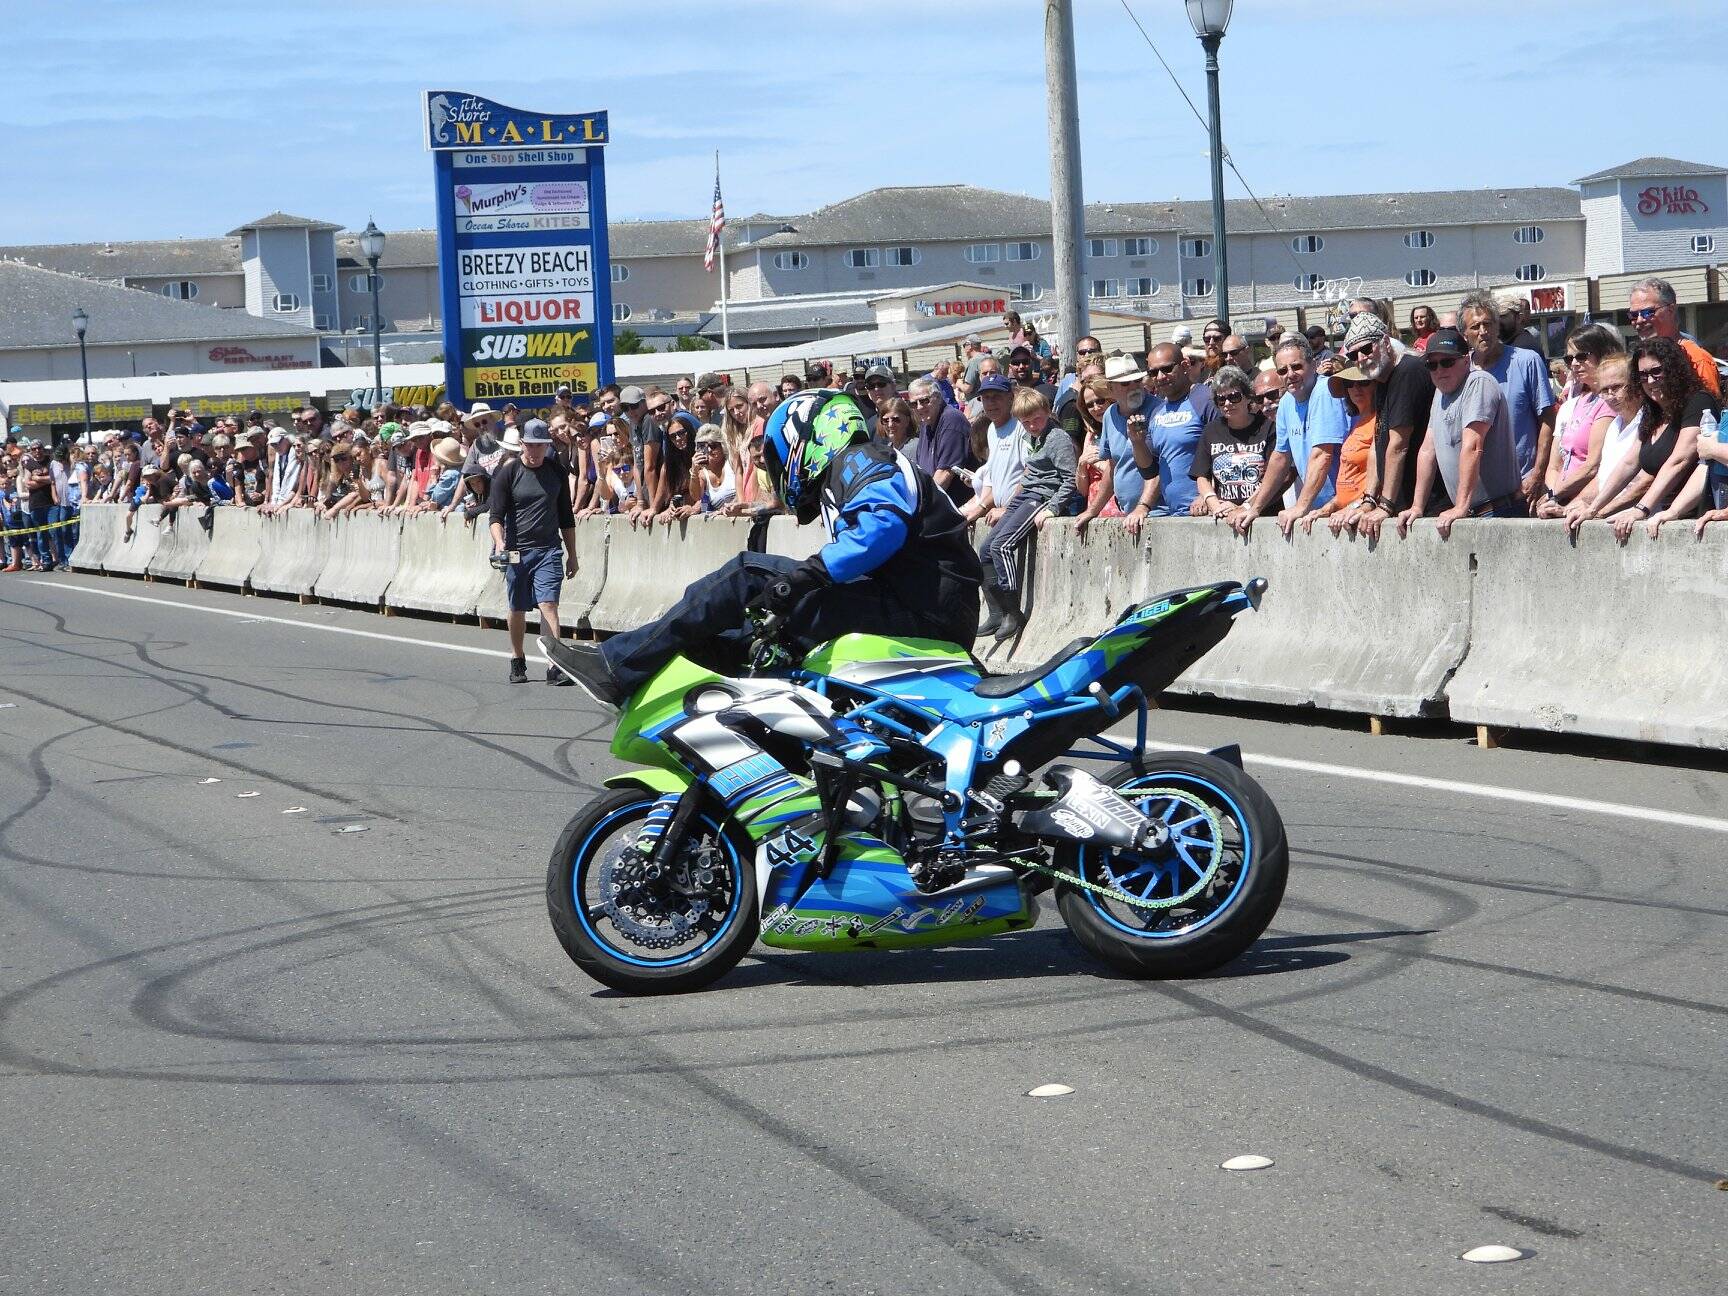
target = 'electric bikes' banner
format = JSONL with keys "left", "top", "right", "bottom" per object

{"left": 425, "top": 91, "right": 615, "bottom": 409}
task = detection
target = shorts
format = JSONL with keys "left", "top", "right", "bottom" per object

{"left": 505, "top": 545, "right": 563, "bottom": 612}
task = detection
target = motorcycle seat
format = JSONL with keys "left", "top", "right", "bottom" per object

{"left": 973, "top": 637, "right": 1091, "bottom": 698}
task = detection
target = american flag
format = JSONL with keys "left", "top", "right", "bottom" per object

{"left": 703, "top": 163, "right": 725, "bottom": 273}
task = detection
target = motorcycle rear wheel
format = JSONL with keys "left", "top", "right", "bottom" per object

{"left": 1055, "top": 752, "right": 1287, "bottom": 977}
{"left": 546, "top": 788, "right": 760, "bottom": 995}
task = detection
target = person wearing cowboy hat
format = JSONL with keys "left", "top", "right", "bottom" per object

{"left": 425, "top": 435, "right": 467, "bottom": 512}
{"left": 462, "top": 402, "right": 500, "bottom": 434}
{"left": 1073, "top": 354, "right": 1158, "bottom": 537}
{"left": 488, "top": 419, "right": 578, "bottom": 685}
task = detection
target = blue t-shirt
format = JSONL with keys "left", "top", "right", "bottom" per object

{"left": 1477, "top": 346, "right": 1554, "bottom": 477}
{"left": 1274, "top": 382, "right": 1349, "bottom": 510}
{"left": 1100, "top": 404, "right": 1151, "bottom": 515}
{"left": 1146, "top": 392, "right": 1206, "bottom": 516}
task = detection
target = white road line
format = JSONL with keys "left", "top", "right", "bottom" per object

{"left": 29, "top": 578, "right": 1728, "bottom": 838}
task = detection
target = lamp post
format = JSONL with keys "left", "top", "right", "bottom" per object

{"left": 358, "top": 219, "right": 387, "bottom": 404}
{"left": 1185, "top": 0, "right": 1233, "bottom": 325}
{"left": 813, "top": 315, "right": 827, "bottom": 343}
{"left": 72, "top": 307, "right": 92, "bottom": 444}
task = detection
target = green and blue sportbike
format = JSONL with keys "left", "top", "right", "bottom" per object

{"left": 546, "top": 578, "right": 1287, "bottom": 994}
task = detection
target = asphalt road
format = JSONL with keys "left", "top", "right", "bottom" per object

{"left": 2, "top": 571, "right": 1724, "bottom": 1296}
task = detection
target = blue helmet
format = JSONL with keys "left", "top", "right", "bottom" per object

{"left": 760, "top": 389, "right": 870, "bottom": 524}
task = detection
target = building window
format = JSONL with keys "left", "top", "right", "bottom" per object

{"left": 1005, "top": 241, "right": 1039, "bottom": 262}
{"left": 1123, "top": 237, "right": 1156, "bottom": 257}
{"left": 1179, "top": 237, "right": 1212, "bottom": 259}
{"left": 845, "top": 248, "right": 880, "bottom": 269}
{"left": 1125, "top": 277, "right": 1160, "bottom": 297}
{"left": 1513, "top": 263, "right": 1548, "bottom": 282}
{"left": 1692, "top": 234, "right": 1716, "bottom": 254}
{"left": 1404, "top": 268, "right": 1437, "bottom": 288}
{"left": 1012, "top": 283, "right": 1044, "bottom": 302}
{"left": 314, "top": 313, "right": 333, "bottom": 329}
{"left": 162, "top": 280, "right": 198, "bottom": 300}
{"left": 310, "top": 273, "right": 332, "bottom": 292}
{"left": 773, "top": 251, "right": 808, "bottom": 270}
{"left": 885, "top": 246, "right": 920, "bottom": 267}
{"left": 965, "top": 243, "right": 1001, "bottom": 264}
{"left": 347, "top": 272, "right": 370, "bottom": 293}
{"left": 1513, "top": 225, "right": 1545, "bottom": 245}
{"left": 270, "top": 292, "right": 300, "bottom": 313}
{"left": 1295, "top": 273, "right": 1325, "bottom": 292}
{"left": 1403, "top": 230, "right": 1436, "bottom": 249}
{"left": 1183, "top": 276, "right": 1212, "bottom": 298}
{"left": 611, "top": 264, "right": 630, "bottom": 283}
{"left": 1089, "top": 279, "right": 1122, "bottom": 300}
{"left": 612, "top": 303, "right": 632, "bottom": 322}
{"left": 1086, "top": 238, "right": 1119, "bottom": 258}
{"left": 352, "top": 315, "right": 372, "bottom": 332}
{"left": 1292, "top": 234, "right": 1324, "bottom": 254}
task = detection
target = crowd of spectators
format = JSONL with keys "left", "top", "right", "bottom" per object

{"left": 8, "top": 279, "right": 1726, "bottom": 633}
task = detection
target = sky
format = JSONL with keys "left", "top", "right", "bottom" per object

{"left": 4, "top": 0, "right": 1723, "bottom": 245}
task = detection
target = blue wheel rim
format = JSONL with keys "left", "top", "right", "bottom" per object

{"left": 1077, "top": 772, "right": 1253, "bottom": 941}
{"left": 571, "top": 799, "right": 745, "bottom": 969}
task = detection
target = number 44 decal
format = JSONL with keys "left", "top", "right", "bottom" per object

{"left": 765, "top": 828, "right": 817, "bottom": 870}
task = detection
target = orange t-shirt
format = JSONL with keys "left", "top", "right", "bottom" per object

{"left": 1334, "top": 413, "right": 1376, "bottom": 507}
{"left": 1680, "top": 338, "right": 1722, "bottom": 398}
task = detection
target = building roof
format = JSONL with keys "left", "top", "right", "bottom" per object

{"left": 0, "top": 260, "right": 319, "bottom": 350}
{"left": 1108, "top": 187, "right": 1584, "bottom": 235}
{"left": 697, "top": 296, "right": 877, "bottom": 339}
{"left": 1573, "top": 157, "right": 1728, "bottom": 185}
{"left": 227, "top": 211, "right": 344, "bottom": 235}
{"left": 751, "top": 185, "right": 1171, "bottom": 249}
{"left": 0, "top": 236, "right": 242, "bottom": 280}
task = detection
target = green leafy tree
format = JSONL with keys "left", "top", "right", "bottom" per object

{"left": 613, "top": 328, "right": 648, "bottom": 356}
{"left": 672, "top": 334, "right": 713, "bottom": 352}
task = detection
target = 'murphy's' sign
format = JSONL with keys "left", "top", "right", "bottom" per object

{"left": 425, "top": 91, "right": 615, "bottom": 409}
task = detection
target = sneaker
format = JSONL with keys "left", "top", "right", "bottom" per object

{"left": 508, "top": 656, "right": 528, "bottom": 684}
{"left": 541, "top": 635, "right": 626, "bottom": 709}
{"left": 546, "top": 664, "right": 573, "bottom": 687}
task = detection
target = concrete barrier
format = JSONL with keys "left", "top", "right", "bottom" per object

{"left": 1140, "top": 520, "right": 1472, "bottom": 717}
{"left": 587, "top": 515, "right": 753, "bottom": 633}
{"left": 68, "top": 503, "right": 122, "bottom": 572}
{"left": 248, "top": 509, "right": 328, "bottom": 598}
{"left": 994, "top": 520, "right": 1144, "bottom": 668}
{"left": 147, "top": 506, "right": 213, "bottom": 583}
{"left": 315, "top": 511, "right": 403, "bottom": 607}
{"left": 559, "top": 518, "right": 610, "bottom": 631}
{"left": 104, "top": 505, "right": 164, "bottom": 576}
{"left": 194, "top": 506, "right": 264, "bottom": 590}
{"left": 1448, "top": 521, "right": 1728, "bottom": 747}
{"left": 761, "top": 515, "right": 825, "bottom": 561}
{"left": 386, "top": 513, "right": 496, "bottom": 617}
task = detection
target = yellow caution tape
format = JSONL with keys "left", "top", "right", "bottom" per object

{"left": 0, "top": 514, "right": 84, "bottom": 538}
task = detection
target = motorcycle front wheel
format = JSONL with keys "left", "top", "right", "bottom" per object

{"left": 1054, "top": 752, "right": 1287, "bottom": 977}
{"left": 546, "top": 787, "right": 759, "bottom": 995}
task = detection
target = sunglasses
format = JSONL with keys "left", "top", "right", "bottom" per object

{"left": 1426, "top": 356, "right": 1463, "bottom": 371}
{"left": 1627, "top": 307, "right": 1663, "bottom": 321}
{"left": 1565, "top": 352, "right": 1588, "bottom": 364}
{"left": 1076, "top": 347, "right": 1101, "bottom": 356}
{"left": 1147, "top": 363, "right": 1180, "bottom": 377}
{"left": 1346, "top": 379, "right": 1374, "bottom": 389}
{"left": 695, "top": 441, "right": 722, "bottom": 450}
{"left": 1639, "top": 367, "right": 1666, "bottom": 381}
{"left": 647, "top": 403, "right": 671, "bottom": 415}
{"left": 1254, "top": 392, "right": 1281, "bottom": 404}
{"left": 1345, "top": 344, "right": 1376, "bottom": 362}
{"left": 1275, "top": 364, "right": 1305, "bottom": 376}
{"left": 1222, "top": 346, "right": 1247, "bottom": 358}
{"left": 1215, "top": 391, "right": 1246, "bottom": 406}
{"left": 865, "top": 379, "right": 893, "bottom": 389}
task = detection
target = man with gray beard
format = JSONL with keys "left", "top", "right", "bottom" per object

{"left": 1331, "top": 312, "right": 1438, "bottom": 539}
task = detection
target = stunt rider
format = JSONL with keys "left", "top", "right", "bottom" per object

{"left": 546, "top": 388, "right": 982, "bottom": 706}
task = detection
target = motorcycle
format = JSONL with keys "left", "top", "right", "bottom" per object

{"left": 543, "top": 578, "right": 1288, "bottom": 995}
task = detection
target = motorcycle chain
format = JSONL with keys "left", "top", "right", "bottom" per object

{"left": 1011, "top": 788, "right": 1227, "bottom": 911}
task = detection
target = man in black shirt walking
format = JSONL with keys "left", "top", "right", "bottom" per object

{"left": 487, "top": 418, "right": 578, "bottom": 684}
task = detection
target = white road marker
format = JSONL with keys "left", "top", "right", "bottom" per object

{"left": 235, "top": 791, "right": 261, "bottom": 799}
{"left": 1028, "top": 1083, "right": 1074, "bottom": 1098}
{"left": 334, "top": 825, "right": 369, "bottom": 835}
{"left": 34, "top": 579, "right": 1728, "bottom": 838}
{"left": 1460, "top": 1245, "right": 1528, "bottom": 1264}
{"left": 197, "top": 777, "right": 222, "bottom": 785}
{"left": 1221, "top": 1154, "right": 1274, "bottom": 1171}
{"left": 281, "top": 807, "right": 308, "bottom": 815}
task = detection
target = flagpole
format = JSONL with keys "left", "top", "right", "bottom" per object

{"left": 716, "top": 151, "right": 731, "bottom": 351}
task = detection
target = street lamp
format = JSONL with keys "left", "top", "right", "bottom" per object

{"left": 813, "top": 315, "right": 827, "bottom": 342}
{"left": 358, "top": 218, "right": 387, "bottom": 403}
{"left": 1185, "top": 0, "right": 1233, "bottom": 325}
{"left": 72, "top": 306, "right": 92, "bottom": 443}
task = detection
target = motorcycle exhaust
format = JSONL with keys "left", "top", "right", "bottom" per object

{"left": 1014, "top": 765, "right": 1168, "bottom": 852}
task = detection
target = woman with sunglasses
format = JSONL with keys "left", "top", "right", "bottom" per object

{"left": 653, "top": 411, "right": 703, "bottom": 524}
{"left": 1191, "top": 366, "right": 1275, "bottom": 527}
{"left": 1534, "top": 324, "right": 1623, "bottom": 519}
{"left": 1577, "top": 336, "right": 1715, "bottom": 540}
{"left": 873, "top": 397, "right": 915, "bottom": 451}
{"left": 1561, "top": 356, "right": 1642, "bottom": 533}
{"left": 1308, "top": 367, "right": 1379, "bottom": 533}
{"left": 1071, "top": 377, "right": 1119, "bottom": 519}
{"left": 691, "top": 424, "right": 735, "bottom": 513}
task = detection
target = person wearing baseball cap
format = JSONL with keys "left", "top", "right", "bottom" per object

{"left": 1330, "top": 311, "right": 1436, "bottom": 537}
{"left": 1396, "top": 326, "right": 1523, "bottom": 537}
{"left": 487, "top": 417, "right": 578, "bottom": 685}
